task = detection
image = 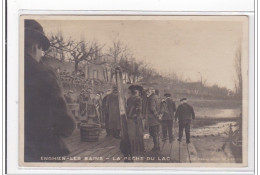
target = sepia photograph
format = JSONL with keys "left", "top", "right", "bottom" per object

{"left": 19, "top": 15, "right": 249, "bottom": 167}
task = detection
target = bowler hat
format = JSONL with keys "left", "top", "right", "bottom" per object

{"left": 180, "top": 98, "right": 187, "bottom": 102}
{"left": 112, "top": 86, "right": 118, "bottom": 92}
{"left": 128, "top": 85, "right": 143, "bottom": 92}
{"left": 135, "top": 85, "right": 143, "bottom": 92}
{"left": 164, "top": 93, "right": 171, "bottom": 97}
{"left": 128, "top": 85, "right": 136, "bottom": 91}
{"left": 25, "top": 20, "right": 50, "bottom": 51}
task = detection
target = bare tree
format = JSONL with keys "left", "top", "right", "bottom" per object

{"left": 44, "top": 32, "right": 73, "bottom": 61}
{"left": 45, "top": 32, "right": 104, "bottom": 73}
{"left": 139, "top": 63, "right": 156, "bottom": 81}
{"left": 130, "top": 60, "right": 143, "bottom": 83}
{"left": 107, "top": 40, "right": 130, "bottom": 81}
{"left": 107, "top": 40, "right": 161, "bottom": 84}
{"left": 107, "top": 40, "right": 127, "bottom": 63}
{"left": 68, "top": 40, "right": 104, "bottom": 73}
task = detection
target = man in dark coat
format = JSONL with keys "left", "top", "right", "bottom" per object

{"left": 24, "top": 20, "right": 75, "bottom": 162}
{"left": 106, "top": 86, "right": 121, "bottom": 138}
{"left": 175, "top": 98, "right": 195, "bottom": 144}
{"left": 160, "top": 93, "right": 176, "bottom": 142}
{"left": 146, "top": 87, "right": 160, "bottom": 151}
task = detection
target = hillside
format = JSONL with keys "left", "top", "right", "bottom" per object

{"left": 43, "top": 56, "right": 234, "bottom": 100}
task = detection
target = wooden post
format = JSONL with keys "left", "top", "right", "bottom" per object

{"left": 115, "top": 67, "right": 131, "bottom": 156}
{"left": 115, "top": 67, "right": 127, "bottom": 137}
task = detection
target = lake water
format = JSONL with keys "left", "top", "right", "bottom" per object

{"left": 196, "top": 108, "right": 241, "bottom": 119}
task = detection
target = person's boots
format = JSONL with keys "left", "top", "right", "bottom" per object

{"left": 186, "top": 133, "right": 190, "bottom": 144}
{"left": 114, "top": 130, "right": 121, "bottom": 139}
{"left": 177, "top": 137, "right": 182, "bottom": 142}
{"left": 152, "top": 135, "right": 160, "bottom": 152}
{"left": 156, "top": 135, "right": 160, "bottom": 151}
{"left": 151, "top": 136, "right": 157, "bottom": 151}
{"left": 151, "top": 135, "right": 160, "bottom": 152}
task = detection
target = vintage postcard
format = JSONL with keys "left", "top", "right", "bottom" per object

{"left": 19, "top": 15, "right": 249, "bottom": 167}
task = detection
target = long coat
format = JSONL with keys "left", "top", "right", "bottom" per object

{"left": 126, "top": 96, "right": 144, "bottom": 155}
{"left": 106, "top": 92, "right": 121, "bottom": 130}
{"left": 24, "top": 54, "right": 75, "bottom": 162}
{"left": 146, "top": 93, "right": 160, "bottom": 126}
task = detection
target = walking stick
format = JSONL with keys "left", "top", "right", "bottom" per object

{"left": 186, "top": 143, "right": 191, "bottom": 163}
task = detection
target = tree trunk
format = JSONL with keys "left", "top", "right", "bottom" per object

{"left": 128, "top": 75, "right": 131, "bottom": 84}
{"left": 133, "top": 75, "right": 136, "bottom": 83}
{"left": 75, "top": 61, "right": 79, "bottom": 73}
{"left": 124, "top": 73, "right": 127, "bottom": 84}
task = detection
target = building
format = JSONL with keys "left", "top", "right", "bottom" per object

{"left": 84, "top": 62, "right": 112, "bottom": 82}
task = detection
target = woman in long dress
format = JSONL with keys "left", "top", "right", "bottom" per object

{"left": 126, "top": 85, "right": 145, "bottom": 156}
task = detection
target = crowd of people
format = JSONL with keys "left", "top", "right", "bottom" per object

{"left": 63, "top": 88, "right": 103, "bottom": 124}
{"left": 57, "top": 69, "right": 104, "bottom": 93}
{"left": 99, "top": 84, "right": 196, "bottom": 158}
{"left": 24, "top": 19, "right": 196, "bottom": 162}
{"left": 63, "top": 80, "right": 196, "bottom": 158}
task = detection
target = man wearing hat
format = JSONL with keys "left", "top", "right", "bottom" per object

{"left": 160, "top": 93, "right": 176, "bottom": 142}
{"left": 106, "top": 86, "right": 121, "bottom": 138}
{"left": 24, "top": 20, "right": 75, "bottom": 162}
{"left": 78, "top": 89, "right": 87, "bottom": 116}
{"left": 146, "top": 87, "right": 160, "bottom": 152}
{"left": 175, "top": 98, "right": 195, "bottom": 144}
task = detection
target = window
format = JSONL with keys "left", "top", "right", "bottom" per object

{"left": 93, "top": 70, "right": 98, "bottom": 79}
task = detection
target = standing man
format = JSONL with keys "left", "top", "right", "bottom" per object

{"left": 24, "top": 20, "right": 75, "bottom": 162}
{"left": 78, "top": 89, "right": 87, "bottom": 116}
{"left": 106, "top": 86, "right": 121, "bottom": 139}
{"left": 141, "top": 88, "right": 149, "bottom": 131}
{"left": 160, "top": 93, "right": 176, "bottom": 143}
{"left": 175, "top": 98, "right": 195, "bottom": 144}
{"left": 146, "top": 87, "right": 160, "bottom": 152}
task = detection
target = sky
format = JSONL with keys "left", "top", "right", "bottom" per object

{"left": 37, "top": 16, "right": 248, "bottom": 90}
